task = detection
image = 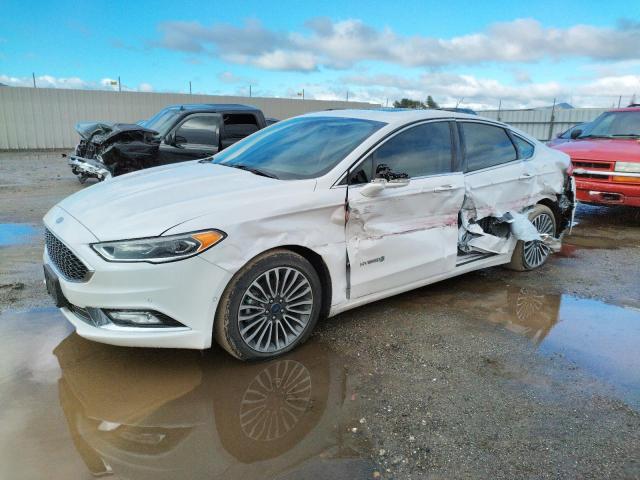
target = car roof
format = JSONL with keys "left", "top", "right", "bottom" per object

{"left": 607, "top": 107, "right": 640, "bottom": 112}
{"left": 163, "top": 103, "right": 261, "bottom": 113}
{"left": 302, "top": 108, "right": 497, "bottom": 127}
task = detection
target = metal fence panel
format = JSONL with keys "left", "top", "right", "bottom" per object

{"left": 0, "top": 87, "right": 379, "bottom": 150}
{"left": 479, "top": 107, "right": 609, "bottom": 141}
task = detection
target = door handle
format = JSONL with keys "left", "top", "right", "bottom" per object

{"left": 519, "top": 173, "right": 533, "bottom": 180}
{"left": 434, "top": 184, "right": 454, "bottom": 193}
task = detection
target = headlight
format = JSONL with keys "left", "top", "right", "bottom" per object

{"left": 91, "top": 230, "right": 225, "bottom": 263}
{"left": 615, "top": 162, "right": 640, "bottom": 173}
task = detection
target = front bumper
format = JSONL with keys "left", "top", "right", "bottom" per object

{"left": 574, "top": 172, "right": 640, "bottom": 207}
{"left": 67, "top": 155, "right": 113, "bottom": 180}
{"left": 44, "top": 207, "right": 232, "bottom": 349}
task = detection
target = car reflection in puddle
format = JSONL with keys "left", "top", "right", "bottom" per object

{"left": 404, "top": 279, "right": 640, "bottom": 409}
{"left": 54, "top": 334, "right": 374, "bottom": 479}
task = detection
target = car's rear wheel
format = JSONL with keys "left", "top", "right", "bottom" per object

{"left": 506, "top": 204, "right": 556, "bottom": 271}
{"left": 214, "top": 249, "right": 322, "bottom": 360}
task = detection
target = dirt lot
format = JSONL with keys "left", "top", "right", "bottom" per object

{"left": 1, "top": 151, "right": 639, "bottom": 479}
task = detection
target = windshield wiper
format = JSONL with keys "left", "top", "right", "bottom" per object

{"left": 579, "top": 134, "right": 612, "bottom": 139}
{"left": 230, "top": 164, "right": 279, "bottom": 179}
{"left": 610, "top": 134, "right": 640, "bottom": 138}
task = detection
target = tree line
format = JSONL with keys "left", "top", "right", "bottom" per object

{"left": 392, "top": 96, "right": 439, "bottom": 109}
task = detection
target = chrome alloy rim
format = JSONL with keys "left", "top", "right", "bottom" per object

{"left": 238, "top": 267, "right": 314, "bottom": 353}
{"left": 523, "top": 212, "right": 555, "bottom": 268}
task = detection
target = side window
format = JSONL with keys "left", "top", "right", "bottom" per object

{"left": 221, "top": 114, "right": 260, "bottom": 148}
{"left": 346, "top": 156, "right": 373, "bottom": 185}
{"left": 512, "top": 134, "right": 535, "bottom": 159}
{"left": 371, "top": 122, "right": 453, "bottom": 179}
{"left": 462, "top": 123, "right": 517, "bottom": 171}
{"left": 175, "top": 115, "right": 221, "bottom": 146}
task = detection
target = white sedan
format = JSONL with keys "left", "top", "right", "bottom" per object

{"left": 43, "top": 109, "right": 575, "bottom": 360}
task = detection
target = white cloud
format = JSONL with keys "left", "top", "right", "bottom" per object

{"left": 0, "top": 74, "right": 89, "bottom": 89}
{"left": 252, "top": 50, "right": 317, "bottom": 72}
{"left": 338, "top": 72, "right": 640, "bottom": 109}
{"left": 216, "top": 71, "right": 257, "bottom": 85}
{"left": 152, "top": 17, "right": 640, "bottom": 71}
{"left": 0, "top": 74, "right": 154, "bottom": 92}
{"left": 1, "top": 70, "right": 637, "bottom": 110}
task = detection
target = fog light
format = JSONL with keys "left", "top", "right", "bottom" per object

{"left": 108, "top": 311, "right": 163, "bottom": 325}
{"left": 104, "top": 309, "right": 184, "bottom": 328}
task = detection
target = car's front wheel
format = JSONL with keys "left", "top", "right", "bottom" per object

{"left": 506, "top": 204, "right": 557, "bottom": 271}
{"left": 214, "top": 249, "right": 322, "bottom": 360}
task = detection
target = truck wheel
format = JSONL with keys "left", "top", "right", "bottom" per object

{"left": 506, "top": 204, "right": 556, "bottom": 271}
{"left": 215, "top": 249, "right": 322, "bottom": 360}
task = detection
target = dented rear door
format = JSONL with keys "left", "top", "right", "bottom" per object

{"left": 458, "top": 121, "right": 533, "bottom": 219}
{"left": 345, "top": 121, "right": 465, "bottom": 299}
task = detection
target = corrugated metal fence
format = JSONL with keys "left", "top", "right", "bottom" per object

{"left": 0, "top": 87, "right": 378, "bottom": 150}
{"left": 478, "top": 107, "right": 609, "bottom": 141}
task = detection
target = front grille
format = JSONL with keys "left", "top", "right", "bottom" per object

{"left": 45, "top": 229, "right": 90, "bottom": 281}
{"left": 572, "top": 159, "right": 613, "bottom": 181}
{"left": 572, "top": 160, "right": 612, "bottom": 170}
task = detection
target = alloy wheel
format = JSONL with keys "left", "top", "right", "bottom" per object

{"left": 523, "top": 212, "right": 555, "bottom": 268}
{"left": 237, "top": 267, "right": 314, "bottom": 353}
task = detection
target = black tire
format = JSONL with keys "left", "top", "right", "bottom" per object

{"left": 214, "top": 249, "right": 322, "bottom": 360}
{"left": 506, "top": 204, "right": 557, "bottom": 271}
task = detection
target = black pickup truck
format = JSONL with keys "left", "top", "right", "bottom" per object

{"left": 66, "top": 104, "right": 269, "bottom": 182}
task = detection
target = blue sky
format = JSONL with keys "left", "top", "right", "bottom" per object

{"left": 1, "top": 0, "right": 639, "bottom": 109}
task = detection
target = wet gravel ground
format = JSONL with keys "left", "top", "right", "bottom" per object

{"left": 1, "top": 151, "right": 639, "bottom": 479}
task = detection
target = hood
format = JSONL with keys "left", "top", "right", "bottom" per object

{"left": 552, "top": 138, "right": 640, "bottom": 162}
{"left": 75, "top": 121, "right": 158, "bottom": 142}
{"left": 56, "top": 161, "right": 316, "bottom": 240}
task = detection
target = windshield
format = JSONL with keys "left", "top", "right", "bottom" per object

{"left": 579, "top": 111, "right": 640, "bottom": 138}
{"left": 211, "top": 116, "right": 386, "bottom": 180}
{"left": 140, "top": 108, "right": 180, "bottom": 136}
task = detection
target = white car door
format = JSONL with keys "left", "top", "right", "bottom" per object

{"left": 459, "top": 121, "right": 535, "bottom": 218}
{"left": 345, "top": 121, "right": 465, "bottom": 299}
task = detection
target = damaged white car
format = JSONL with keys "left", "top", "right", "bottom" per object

{"left": 43, "top": 109, "right": 575, "bottom": 359}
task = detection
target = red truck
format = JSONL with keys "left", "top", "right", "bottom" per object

{"left": 551, "top": 107, "right": 640, "bottom": 207}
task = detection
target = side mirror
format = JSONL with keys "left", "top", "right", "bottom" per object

{"left": 165, "top": 132, "right": 176, "bottom": 145}
{"left": 360, "top": 181, "right": 386, "bottom": 197}
{"left": 570, "top": 129, "right": 582, "bottom": 139}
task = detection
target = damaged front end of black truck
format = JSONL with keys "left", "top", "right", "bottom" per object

{"left": 66, "top": 122, "right": 160, "bottom": 182}
{"left": 64, "top": 104, "right": 268, "bottom": 183}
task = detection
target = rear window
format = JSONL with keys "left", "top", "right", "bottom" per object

{"left": 462, "top": 123, "right": 517, "bottom": 171}
{"left": 512, "top": 135, "right": 535, "bottom": 159}
{"left": 222, "top": 113, "right": 260, "bottom": 139}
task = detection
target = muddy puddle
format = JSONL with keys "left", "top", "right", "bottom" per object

{"left": 562, "top": 235, "right": 640, "bottom": 250}
{"left": 1, "top": 278, "right": 639, "bottom": 478}
{"left": 0, "top": 223, "right": 38, "bottom": 246}
{"left": 402, "top": 278, "right": 640, "bottom": 409}
{"left": 0, "top": 308, "right": 375, "bottom": 479}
